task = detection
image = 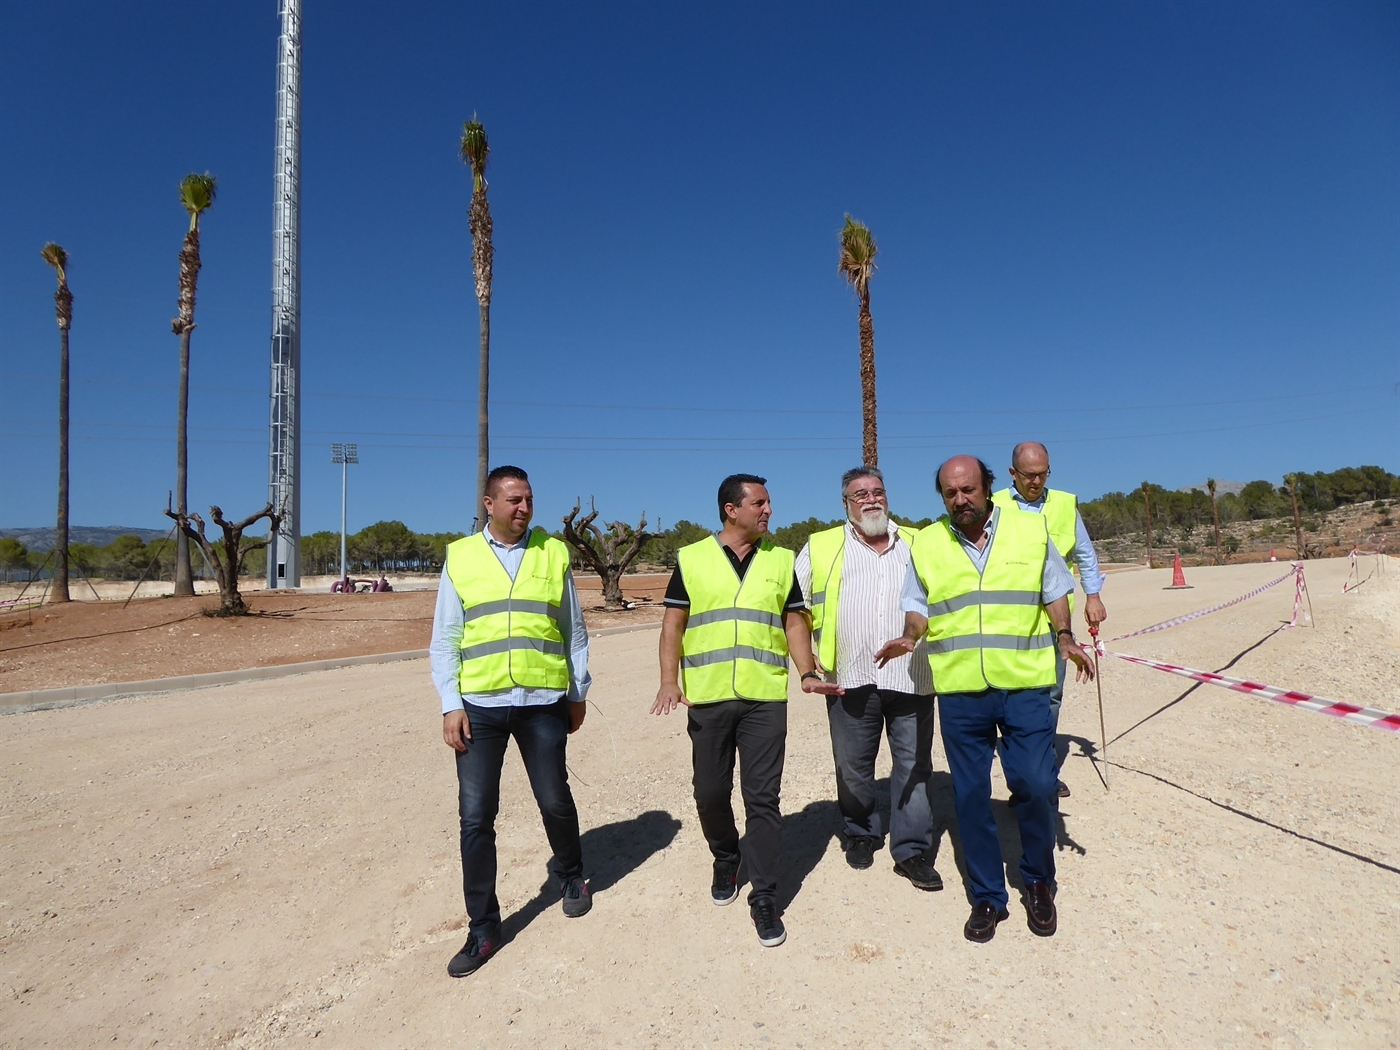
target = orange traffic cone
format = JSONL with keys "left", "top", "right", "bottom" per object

{"left": 1163, "top": 553, "right": 1193, "bottom": 590}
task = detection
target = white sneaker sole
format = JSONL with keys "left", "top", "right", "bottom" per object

{"left": 756, "top": 928, "right": 787, "bottom": 948}
{"left": 712, "top": 884, "right": 739, "bottom": 906}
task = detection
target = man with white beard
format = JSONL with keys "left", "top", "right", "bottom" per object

{"left": 796, "top": 467, "right": 942, "bottom": 889}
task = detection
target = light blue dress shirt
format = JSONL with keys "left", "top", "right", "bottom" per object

{"left": 900, "top": 506, "right": 1076, "bottom": 616}
{"left": 430, "top": 526, "right": 591, "bottom": 715}
{"left": 1008, "top": 488, "right": 1105, "bottom": 596}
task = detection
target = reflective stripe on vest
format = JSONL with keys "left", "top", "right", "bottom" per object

{"left": 992, "top": 487, "right": 1079, "bottom": 613}
{"left": 677, "top": 536, "right": 793, "bottom": 703}
{"left": 908, "top": 510, "right": 1057, "bottom": 694}
{"left": 807, "top": 524, "right": 916, "bottom": 671}
{"left": 445, "top": 529, "right": 570, "bottom": 694}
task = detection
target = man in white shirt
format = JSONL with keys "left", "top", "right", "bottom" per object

{"left": 796, "top": 467, "right": 942, "bottom": 890}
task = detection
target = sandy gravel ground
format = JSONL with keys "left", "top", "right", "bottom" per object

{"left": 1, "top": 557, "right": 1397, "bottom": 1049}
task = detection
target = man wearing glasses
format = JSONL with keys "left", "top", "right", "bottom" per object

{"left": 795, "top": 467, "right": 942, "bottom": 891}
{"left": 991, "top": 441, "right": 1107, "bottom": 801}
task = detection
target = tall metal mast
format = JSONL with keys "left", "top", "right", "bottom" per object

{"left": 267, "top": 0, "right": 302, "bottom": 588}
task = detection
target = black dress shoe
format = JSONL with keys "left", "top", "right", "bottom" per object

{"left": 892, "top": 855, "right": 943, "bottom": 891}
{"left": 1056, "top": 779, "right": 1071, "bottom": 798}
{"left": 845, "top": 837, "right": 877, "bottom": 870}
{"left": 963, "top": 901, "right": 1009, "bottom": 943}
{"left": 1023, "top": 881, "right": 1057, "bottom": 937}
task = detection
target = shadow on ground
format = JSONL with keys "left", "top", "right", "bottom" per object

{"left": 503, "top": 809, "right": 682, "bottom": 946}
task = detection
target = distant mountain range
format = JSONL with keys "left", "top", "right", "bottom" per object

{"left": 1177, "top": 481, "right": 1247, "bottom": 496}
{"left": 0, "top": 526, "right": 173, "bottom": 551}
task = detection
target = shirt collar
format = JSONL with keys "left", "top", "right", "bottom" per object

{"left": 1011, "top": 487, "right": 1046, "bottom": 509}
{"left": 952, "top": 504, "right": 999, "bottom": 547}
{"left": 484, "top": 525, "right": 530, "bottom": 550}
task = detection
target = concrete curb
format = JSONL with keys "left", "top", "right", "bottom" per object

{"left": 0, "top": 620, "right": 663, "bottom": 716}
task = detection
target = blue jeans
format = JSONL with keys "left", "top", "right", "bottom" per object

{"left": 455, "top": 698, "right": 583, "bottom": 935}
{"left": 826, "top": 688, "right": 935, "bottom": 862}
{"left": 939, "top": 686, "right": 1057, "bottom": 909}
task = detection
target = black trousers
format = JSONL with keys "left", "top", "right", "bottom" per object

{"left": 455, "top": 698, "right": 583, "bottom": 935}
{"left": 687, "top": 699, "right": 787, "bottom": 907}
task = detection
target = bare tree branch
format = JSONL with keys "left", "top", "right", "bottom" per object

{"left": 561, "top": 497, "right": 653, "bottom": 610}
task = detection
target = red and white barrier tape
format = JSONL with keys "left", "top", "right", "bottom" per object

{"left": 1108, "top": 565, "right": 1304, "bottom": 642}
{"left": 1343, "top": 548, "right": 1385, "bottom": 593}
{"left": 1099, "top": 649, "right": 1400, "bottom": 734}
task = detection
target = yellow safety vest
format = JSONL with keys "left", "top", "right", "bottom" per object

{"left": 908, "top": 510, "right": 1057, "bottom": 694}
{"left": 677, "top": 536, "right": 793, "bottom": 703}
{"left": 807, "top": 524, "right": 916, "bottom": 671}
{"left": 993, "top": 487, "right": 1079, "bottom": 612}
{"left": 445, "top": 529, "right": 571, "bottom": 694}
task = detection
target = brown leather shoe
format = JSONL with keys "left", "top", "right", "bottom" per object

{"left": 1023, "top": 881, "right": 1057, "bottom": 936}
{"left": 963, "top": 901, "right": 1009, "bottom": 943}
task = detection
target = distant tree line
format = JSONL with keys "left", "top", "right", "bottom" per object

{"left": 0, "top": 532, "right": 267, "bottom": 584}
{"left": 1078, "top": 465, "right": 1398, "bottom": 540}
{"left": 301, "top": 523, "right": 467, "bottom": 576}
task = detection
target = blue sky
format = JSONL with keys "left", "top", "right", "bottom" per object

{"left": 2, "top": 0, "right": 1396, "bottom": 536}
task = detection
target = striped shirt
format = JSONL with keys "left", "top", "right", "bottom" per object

{"left": 796, "top": 521, "right": 933, "bottom": 695}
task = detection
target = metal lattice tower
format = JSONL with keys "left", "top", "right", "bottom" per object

{"left": 267, "top": 0, "right": 302, "bottom": 588}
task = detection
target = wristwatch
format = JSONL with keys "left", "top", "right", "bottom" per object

{"left": 801, "top": 671, "right": 822, "bottom": 682}
{"left": 1056, "top": 629, "right": 1076, "bottom": 642}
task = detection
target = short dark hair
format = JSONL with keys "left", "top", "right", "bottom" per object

{"left": 717, "top": 473, "right": 767, "bottom": 524}
{"left": 485, "top": 464, "right": 529, "bottom": 497}
{"left": 934, "top": 458, "right": 995, "bottom": 495}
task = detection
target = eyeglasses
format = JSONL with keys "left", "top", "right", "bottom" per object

{"left": 1012, "top": 468, "right": 1050, "bottom": 483}
{"left": 844, "top": 488, "right": 887, "bottom": 504}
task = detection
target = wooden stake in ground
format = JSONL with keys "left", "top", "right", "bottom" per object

{"left": 1141, "top": 481, "right": 1154, "bottom": 569}
{"left": 1089, "top": 626, "right": 1109, "bottom": 791}
{"left": 1208, "top": 478, "right": 1222, "bottom": 565}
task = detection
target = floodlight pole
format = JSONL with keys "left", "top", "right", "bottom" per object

{"left": 267, "top": 0, "right": 303, "bottom": 588}
{"left": 331, "top": 442, "right": 357, "bottom": 581}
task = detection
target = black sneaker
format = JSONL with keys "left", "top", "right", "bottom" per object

{"left": 751, "top": 900, "right": 786, "bottom": 947}
{"left": 845, "top": 837, "right": 877, "bottom": 870}
{"left": 447, "top": 930, "right": 498, "bottom": 978}
{"left": 892, "top": 854, "right": 944, "bottom": 891}
{"left": 711, "top": 861, "right": 739, "bottom": 906}
{"left": 1056, "top": 779, "right": 1071, "bottom": 798}
{"left": 561, "top": 876, "right": 591, "bottom": 918}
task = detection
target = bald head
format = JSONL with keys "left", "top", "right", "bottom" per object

{"left": 1009, "top": 442, "right": 1051, "bottom": 502}
{"left": 1011, "top": 442, "right": 1049, "bottom": 471}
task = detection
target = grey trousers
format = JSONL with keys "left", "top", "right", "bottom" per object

{"left": 826, "top": 687, "right": 936, "bottom": 862}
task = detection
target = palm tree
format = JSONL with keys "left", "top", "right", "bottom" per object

{"left": 460, "top": 117, "right": 494, "bottom": 528}
{"left": 170, "top": 172, "right": 217, "bottom": 596}
{"left": 1207, "top": 478, "right": 1222, "bottom": 564}
{"left": 838, "top": 215, "right": 879, "bottom": 466}
{"left": 42, "top": 243, "right": 73, "bottom": 604}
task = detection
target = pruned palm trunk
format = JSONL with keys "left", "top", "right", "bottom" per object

{"left": 1208, "top": 479, "right": 1221, "bottom": 564}
{"left": 472, "top": 189, "right": 493, "bottom": 527}
{"left": 42, "top": 243, "right": 72, "bottom": 604}
{"left": 462, "top": 118, "right": 494, "bottom": 528}
{"left": 171, "top": 228, "right": 201, "bottom": 595}
{"left": 857, "top": 287, "right": 878, "bottom": 467}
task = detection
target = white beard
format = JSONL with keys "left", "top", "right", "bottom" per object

{"left": 854, "top": 508, "right": 890, "bottom": 538}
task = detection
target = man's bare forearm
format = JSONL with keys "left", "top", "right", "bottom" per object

{"left": 784, "top": 610, "right": 817, "bottom": 678}
{"left": 1046, "top": 595, "right": 1071, "bottom": 634}
{"left": 658, "top": 607, "right": 686, "bottom": 686}
{"left": 903, "top": 611, "right": 928, "bottom": 642}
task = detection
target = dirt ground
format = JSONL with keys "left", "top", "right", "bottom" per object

{"left": 0, "top": 575, "right": 671, "bottom": 695}
{"left": 1, "top": 556, "right": 1397, "bottom": 1049}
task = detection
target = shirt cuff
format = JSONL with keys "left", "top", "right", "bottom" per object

{"left": 440, "top": 691, "right": 465, "bottom": 716}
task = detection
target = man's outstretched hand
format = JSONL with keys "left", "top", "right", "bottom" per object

{"left": 873, "top": 636, "right": 916, "bottom": 668}
{"left": 651, "top": 684, "right": 691, "bottom": 716}
{"left": 801, "top": 676, "right": 844, "bottom": 696}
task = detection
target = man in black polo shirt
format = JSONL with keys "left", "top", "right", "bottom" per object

{"left": 652, "top": 473, "right": 837, "bottom": 947}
